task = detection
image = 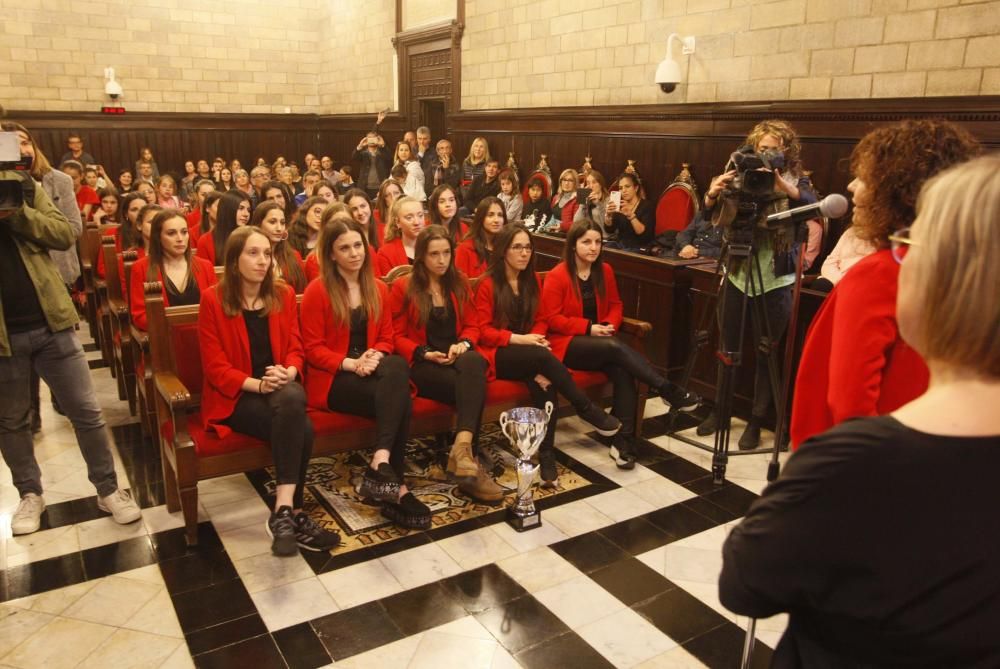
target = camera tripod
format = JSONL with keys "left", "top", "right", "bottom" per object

{"left": 665, "top": 222, "right": 808, "bottom": 486}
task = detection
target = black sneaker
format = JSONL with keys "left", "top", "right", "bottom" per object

{"left": 609, "top": 435, "right": 636, "bottom": 470}
{"left": 293, "top": 512, "right": 341, "bottom": 552}
{"left": 266, "top": 506, "right": 298, "bottom": 557}
{"left": 696, "top": 411, "right": 717, "bottom": 437}
{"left": 359, "top": 463, "right": 401, "bottom": 503}
{"left": 539, "top": 448, "right": 558, "bottom": 488}
{"left": 661, "top": 383, "right": 701, "bottom": 413}
{"left": 579, "top": 404, "right": 622, "bottom": 436}
{"left": 738, "top": 418, "right": 762, "bottom": 451}
{"left": 382, "top": 492, "right": 431, "bottom": 530}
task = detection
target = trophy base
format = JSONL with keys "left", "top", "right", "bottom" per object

{"left": 506, "top": 507, "right": 542, "bottom": 532}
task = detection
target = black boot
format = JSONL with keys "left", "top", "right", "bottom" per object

{"left": 738, "top": 416, "right": 763, "bottom": 451}
{"left": 696, "top": 411, "right": 717, "bottom": 437}
{"left": 539, "top": 447, "right": 558, "bottom": 487}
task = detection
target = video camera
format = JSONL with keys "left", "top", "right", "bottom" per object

{"left": 714, "top": 145, "right": 790, "bottom": 240}
{"left": 0, "top": 130, "right": 33, "bottom": 213}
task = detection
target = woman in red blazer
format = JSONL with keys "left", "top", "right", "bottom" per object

{"left": 129, "top": 209, "right": 217, "bottom": 330}
{"left": 198, "top": 226, "right": 340, "bottom": 557}
{"left": 300, "top": 214, "right": 430, "bottom": 529}
{"left": 251, "top": 201, "right": 307, "bottom": 293}
{"left": 387, "top": 225, "right": 501, "bottom": 504}
{"left": 196, "top": 190, "right": 251, "bottom": 266}
{"left": 343, "top": 187, "right": 385, "bottom": 251}
{"left": 540, "top": 220, "right": 700, "bottom": 469}
{"left": 96, "top": 192, "right": 146, "bottom": 280}
{"left": 475, "top": 223, "right": 622, "bottom": 484}
{"left": 428, "top": 184, "right": 467, "bottom": 244}
{"left": 455, "top": 196, "right": 505, "bottom": 279}
{"left": 376, "top": 196, "right": 425, "bottom": 276}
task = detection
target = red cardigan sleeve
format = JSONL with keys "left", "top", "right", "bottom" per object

{"left": 474, "top": 277, "right": 513, "bottom": 348}
{"left": 389, "top": 277, "right": 418, "bottom": 362}
{"left": 601, "top": 263, "right": 624, "bottom": 329}
{"left": 455, "top": 240, "right": 485, "bottom": 279}
{"left": 129, "top": 257, "right": 151, "bottom": 330}
{"left": 540, "top": 264, "right": 590, "bottom": 336}
{"left": 198, "top": 288, "right": 248, "bottom": 399}
{"left": 372, "top": 280, "right": 395, "bottom": 354}
{"left": 196, "top": 233, "right": 216, "bottom": 265}
{"left": 301, "top": 280, "right": 345, "bottom": 375}
{"left": 278, "top": 286, "right": 305, "bottom": 372}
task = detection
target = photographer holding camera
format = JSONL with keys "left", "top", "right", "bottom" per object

{"left": 698, "top": 119, "right": 817, "bottom": 450}
{"left": 0, "top": 124, "right": 140, "bottom": 535}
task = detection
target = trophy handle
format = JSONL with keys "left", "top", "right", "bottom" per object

{"left": 499, "top": 411, "right": 512, "bottom": 442}
{"left": 544, "top": 401, "right": 554, "bottom": 422}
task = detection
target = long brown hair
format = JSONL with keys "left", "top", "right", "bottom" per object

{"left": 250, "top": 201, "right": 306, "bottom": 292}
{"left": 428, "top": 184, "right": 462, "bottom": 241}
{"left": 466, "top": 196, "right": 507, "bottom": 266}
{"left": 406, "top": 224, "right": 469, "bottom": 327}
{"left": 288, "top": 196, "right": 328, "bottom": 258}
{"left": 218, "top": 226, "right": 285, "bottom": 317}
{"left": 564, "top": 219, "right": 606, "bottom": 300}
{"left": 146, "top": 209, "right": 193, "bottom": 281}
{"left": 317, "top": 213, "right": 382, "bottom": 326}
{"left": 374, "top": 180, "right": 400, "bottom": 235}
{"left": 0, "top": 122, "right": 53, "bottom": 179}
{"left": 118, "top": 192, "right": 147, "bottom": 250}
{"left": 486, "top": 223, "right": 538, "bottom": 333}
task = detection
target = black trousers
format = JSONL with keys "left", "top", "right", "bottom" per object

{"left": 563, "top": 335, "right": 666, "bottom": 436}
{"left": 717, "top": 281, "right": 792, "bottom": 418}
{"left": 327, "top": 355, "right": 411, "bottom": 478}
{"left": 494, "top": 344, "right": 593, "bottom": 451}
{"left": 224, "top": 382, "right": 313, "bottom": 509}
{"left": 411, "top": 350, "right": 487, "bottom": 448}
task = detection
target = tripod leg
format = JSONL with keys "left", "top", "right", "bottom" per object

{"left": 749, "top": 253, "right": 788, "bottom": 448}
{"left": 740, "top": 618, "right": 757, "bottom": 669}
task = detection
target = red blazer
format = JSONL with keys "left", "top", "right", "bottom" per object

{"left": 375, "top": 238, "right": 411, "bottom": 277}
{"left": 388, "top": 274, "right": 479, "bottom": 364}
{"left": 277, "top": 248, "right": 307, "bottom": 293}
{"left": 538, "top": 261, "right": 623, "bottom": 361}
{"left": 790, "top": 250, "right": 929, "bottom": 449}
{"left": 195, "top": 231, "right": 220, "bottom": 266}
{"left": 96, "top": 225, "right": 122, "bottom": 279}
{"left": 300, "top": 279, "right": 394, "bottom": 409}
{"left": 198, "top": 284, "right": 304, "bottom": 438}
{"left": 473, "top": 275, "right": 547, "bottom": 380}
{"left": 304, "top": 252, "right": 320, "bottom": 283}
{"left": 186, "top": 209, "right": 202, "bottom": 244}
{"left": 455, "top": 238, "right": 488, "bottom": 279}
{"left": 130, "top": 255, "right": 217, "bottom": 330}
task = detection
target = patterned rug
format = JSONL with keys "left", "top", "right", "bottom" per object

{"left": 247, "top": 420, "right": 599, "bottom": 554}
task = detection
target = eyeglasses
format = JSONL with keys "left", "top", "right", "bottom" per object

{"left": 560, "top": 177, "right": 574, "bottom": 183}
{"left": 888, "top": 227, "right": 916, "bottom": 264}
{"left": 510, "top": 244, "right": 532, "bottom": 253}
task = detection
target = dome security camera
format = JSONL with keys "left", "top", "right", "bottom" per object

{"left": 655, "top": 34, "right": 695, "bottom": 95}
{"left": 104, "top": 67, "right": 123, "bottom": 101}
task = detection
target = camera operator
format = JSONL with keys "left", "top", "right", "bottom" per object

{"left": 698, "top": 119, "right": 816, "bottom": 450}
{"left": 0, "top": 126, "right": 141, "bottom": 535}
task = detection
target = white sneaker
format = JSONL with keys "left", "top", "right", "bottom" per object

{"left": 11, "top": 493, "right": 46, "bottom": 535}
{"left": 97, "top": 489, "right": 141, "bottom": 524}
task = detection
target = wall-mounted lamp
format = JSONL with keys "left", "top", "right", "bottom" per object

{"left": 655, "top": 33, "right": 696, "bottom": 94}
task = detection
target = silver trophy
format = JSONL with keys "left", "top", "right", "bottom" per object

{"left": 500, "top": 402, "right": 553, "bottom": 531}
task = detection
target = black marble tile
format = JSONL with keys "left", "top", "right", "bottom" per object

{"left": 634, "top": 587, "right": 729, "bottom": 645}
{"left": 426, "top": 515, "right": 486, "bottom": 542}
{"left": 311, "top": 601, "right": 404, "bottom": 661}
{"left": 550, "top": 531, "right": 630, "bottom": 574}
{"left": 474, "top": 594, "right": 570, "bottom": 654}
{"left": 704, "top": 484, "right": 758, "bottom": 517}
{"left": 515, "top": 631, "right": 615, "bottom": 669}
{"left": 81, "top": 535, "right": 157, "bottom": 579}
{"left": 365, "top": 530, "right": 433, "bottom": 559}
{"left": 682, "top": 496, "right": 740, "bottom": 524}
{"left": 172, "top": 578, "right": 257, "bottom": 634}
{"left": 152, "top": 522, "right": 225, "bottom": 562}
{"left": 186, "top": 613, "right": 269, "bottom": 656}
{"left": 598, "top": 517, "right": 671, "bottom": 555}
{"left": 1, "top": 552, "right": 86, "bottom": 602}
{"left": 647, "top": 456, "right": 711, "bottom": 485}
{"left": 159, "top": 550, "right": 239, "bottom": 595}
{"left": 633, "top": 437, "right": 676, "bottom": 466}
{"left": 643, "top": 503, "right": 718, "bottom": 543}
{"left": 588, "top": 557, "right": 675, "bottom": 607}
{"left": 193, "top": 634, "right": 287, "bottom": 669}
{"left": 380, "top": 582, "right": 467, "bottom": 636}
{"left": 272, "top": 623, "right": 331, "bottom": 669}
{"left": 130, "top": 481, "right": 166, "bottom": 509}
{"left": 684, "top": 475, "right": 724, "bottom": 495}
{"left": 534, "top": 482, "right": 616, "bottom": 512}
{"left": 439, "top": 564, "right": 528, "bottom": 614}
{"left": 37, "top": 496, "right": 106, "bottom": 531}
{"left": 684, "top": 621, "right": 773, "bottom": 669}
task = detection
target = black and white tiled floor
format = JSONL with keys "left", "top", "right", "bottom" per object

{"left": 0, "top": 325, "right": 790, "bottom": 668}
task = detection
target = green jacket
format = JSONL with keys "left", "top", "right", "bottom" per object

{"left": 0, "top": 171, "right": 78, "bottom": 357}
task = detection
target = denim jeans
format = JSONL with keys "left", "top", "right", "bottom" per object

{"left": 0, "top": 327, "right": 119, "bottom": 498}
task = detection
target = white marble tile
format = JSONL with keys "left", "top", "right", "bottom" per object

{"left": 540, "top": 499, "right": 615, "bottom": 538}
{"left": 335, "top": 633, "right": 423, "bottom": 669}
{"left": 76, "top": 628, "right": 182, "bottom": 668}
{"left": 634, "top": 645, "right": 709, "bottom": 668}
{"left": 3, "top": 580, "right": 98, "bottom": 616}
{"left": 251, "top": 577, "right": 340, "bottom": 631}
{"left": 318, "top": 559, "right": 405, "bottom": 610}
{"left": 232, "top": 551, "right": 315, "bottom": 594}
{"left": 577, "top": 607, "right": 678, "bottom": 669}
{"left": 556, "top": 441, "right": 610, "bottom": 469}
{"left": 75, "top": 515, "right": 147, "bottom": 551}
{"left": 671, "top": 578, "right": 736, "bottom": 624}
{"left": 158, "top": 643, "right": 196, "bottom": 669}
{"left": 61, "top": 575, "right": 161, "bottom": 627}
{"left": 204, "top": 495, "right": 271, "bottom": 534}
{"left": 627, "top": 475, "right": 698, "bottom": 508}
{"left": 121, "top": 589, "right": 183, "bottom": 638}
{"left": 590, "top": 460, "right": 662, "bottom": 486}
{"left": 496, "top": 546, "right": 582, "bottom": 593}
{"left": 658, "top": 545, "right": 724, "bottom": 585}
{"left": 0, "top": 606, "right": 54, "bottom": 658}
{"left": 3, "top": 616, "right": 116, "bottom": 669}
{"left": 198, "top": 474, "right": 262, "bottom": 509}
{"left": 436, "top": 526, "right": 518, "bottom": 570}
{"left": 670, "top": 522, "right": 737, "bottom": 552}
{"left": 141, "top": 504, "right": 206, "bottom": 535}
{"left": 4, "top": 524, "right": 80, "bottom": 567}
{"left": 115, "top": 563, "right": 164, "bottom": 585}
{"left": 218, "top": 523, "right": 274, "bottom": 562}
{"left": 407, "top": 627, "right": 499, "bottom": 669}
{"left": 534, "top": 574, "right": 626, "bottom": 629}
{"left": 487, "top": 518, "right": 568, "bottom": 553}
{"left": 490, "top": 647, "right": 522, "bottom": 669}
{"left": 379, "top": 542, "right": 463, "bottom": 590}
{"left": 429, "top": 616, "right": 495, "bottom": 640}
{"left": 582, "top": 487, "right": 656, "bottom": 522}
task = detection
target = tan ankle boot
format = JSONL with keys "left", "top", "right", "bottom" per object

{"left": 458, "top": 463, "right": 505, "bottom": 505}
{"left": 447, "top": 433, "right": 478, "bottom": 478}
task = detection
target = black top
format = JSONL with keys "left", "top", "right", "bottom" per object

{"left": 523, "top": 196, "right": 552, "bottom": 223}
{"left": 242, "top": 308, "right": 274, "bottom": 379}
{"left": 579, "top": 276, "right": 598, "bottom": 324}
{"left": 610, "top": 199, "right": 655, "bottom": 250}
{"left": 164, "top": 271, "right": 200, "bottom": 307}
{"left": 720, "top": 416, "right": 1000, "bottom": 669}
{"left": 347, "top": 306, "right": 367, "bottom": 359}
{"left": 0, "top": 226, "right": 47, "bottom": 334}
{"left": 426, "top": 301, "right": 457, "bottom": 353}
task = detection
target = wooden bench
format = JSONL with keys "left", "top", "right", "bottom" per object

{"left": 101, "top": 238, "right": 139, "bottom": 414}
{"left": 145, "top": 280, "right": 653, "bottom": 546}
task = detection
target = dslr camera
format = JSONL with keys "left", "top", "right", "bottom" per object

{"left": 714, "top": 145, "right": 789, "bottom": 239}
{"left": 0, "top": 130, "right": 32, "bottom": 213}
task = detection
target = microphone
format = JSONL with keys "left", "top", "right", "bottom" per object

{"left": 766, "top": 193, "right": 848, "bottom": 225}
